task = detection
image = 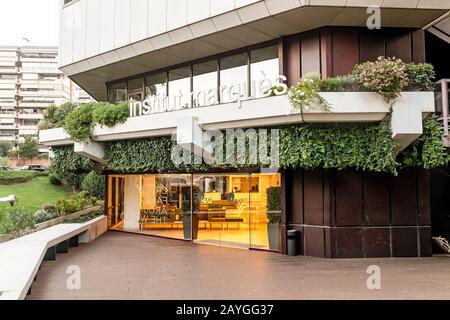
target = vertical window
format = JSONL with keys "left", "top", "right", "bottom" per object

{"left": 127, "top": 78, "right": 144, "bottom": 92}
{"left": 168, "top": 67, "right": 191, "bottom": 110}
{"left": 145, "top": 72, "right": 167, "bottom": 98}
{"left": 107, "top": 82, "right": 126, "bottom": 103}
{"left": 192, "top": 60, "right": 218, "bottom": 107}
{"left": 250, "top": 45, "right": 279, "bottom": 97}
{"left": 220, "top": 53, "right": 248, "bottom": 103}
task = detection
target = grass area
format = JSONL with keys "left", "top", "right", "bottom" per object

{"left": 0, "top": 176, "right": 72, "bottom": 212}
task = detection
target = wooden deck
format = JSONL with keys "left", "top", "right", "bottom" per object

{"left": 28, "top": 231, "right": 450, "bottom": 300}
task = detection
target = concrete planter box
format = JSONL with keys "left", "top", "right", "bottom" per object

{"left": 39, "top": 92, "right": 434, "bottom": 153}
{"left": 78, "top": 215, "right": 108, "bottom": 243}
{"left": 35, "top": 206, "right": 102, "bottom": 232}
{"left": 0, "top": 206, "right": 103, "bottom": 244}
{"left": 0, "top": 234, "right": 13, "bottom": 244}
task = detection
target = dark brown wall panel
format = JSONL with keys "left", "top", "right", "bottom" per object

{"left": 391, "top": 167, "right": 418, "bottom": 226}
{"left": 300, "top": 31, "right": 321, "bottom": 77}
{"left": 392, "top": 227, "right": 418, "bottom": 257}
{"left": 417, "top": 168, "right": 431, "bottom": 226}
{"left": 320, "top": 29, "right": 333, "bottom": 78}
{"left": 332, "top": 29, "right": 359, "bottom": 76}
{"left": 359, "top": 31, "right": 386, "bottom": 62}
{"left": 412, "top": 30, "right": 426, "bottom": 63}
{"left": 303, "top": 169, "right": 324, "bottom": 225}
{"left": 323, "top": 171, "right": 335, "bottom": 227}
{"left": 364, "top": 228, "right": 391, "bottom": 258}
{"left": 335, "top": 170, "right": 363, "bottom": 226}
{"left": 334, "top": 228, "right": 363, "bottom": 258}
{"left": 364, "top": 172, "right": 390, "bottom": 226}
{"left": 419, "top": 227, "right": 432, "bottom": 257}
{"left": 386, "top": 31, "right": 412, "bottom": 62}
{"left": 285, "top": 36, "right": 301, "bottom": 87}
{"left": 289, "top": 170, "right": 304, "bottom": 224}
{"left": 304, "top": 226, "right": 325, "bottom": 257}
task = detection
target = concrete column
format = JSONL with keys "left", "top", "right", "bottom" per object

{"left": 124, "top": 175, "right": 141, "bottom": 230}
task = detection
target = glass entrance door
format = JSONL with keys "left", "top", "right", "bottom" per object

{"left": 108, "top": 176, "right": 125, "bottom": 229}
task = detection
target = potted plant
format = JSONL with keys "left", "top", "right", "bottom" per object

{"left": 181, "top": 186, "right": 201, "bottom": 240}
{"left": 266, "top": 187, "right": 281, "bottom": 251}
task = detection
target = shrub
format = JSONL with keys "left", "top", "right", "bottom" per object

{"left": 92, "top": 102, "right": 129, "bottom": 127}
{"left": 63, "top": 103, "right": 94, "bottom": 142}
{"left": 288, "top": 76, "right": 331, "bottom": 113}
{"left": 42, "top": 204, "right": 58, "bottom": 213}
{"left": 0, "top": 171, "right": 37, "bottom": 185}
{"left": 0, "top": 207, "right": 36, "bottom": 237}
{"left": 354, "top": 56, "right": 409, "bottom": 103}
{"left": 319, "top": 75, "right": 358, "bottom": 92}
{"left": 55, "top": 193, "right": 86, "bottom": 216}
{"left": 49, "top": 174, "right": 62, "bottom": 186}
{"left": 266, "top": 187, "right": 281, "bottom": 224}
{"left": 34, "top": 210, "right": 59, "bottom": 224}
{"left": 64, "top": 210, "right": 104, "bottom": 224}
{"left": 0, "top": 157, "right": 10, "bottom": 167}
{"left": 42, "top": 103, "right": 77, "bottom": 129}
{"left": 82, "top": 171, "right": 105, "bottom": 199}
{"left": 406, "top": 63, "right": 436, "bottom": 91}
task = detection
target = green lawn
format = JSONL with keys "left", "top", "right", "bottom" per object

{"left": 0, "top": 176, "right": 72, "bottom": 212}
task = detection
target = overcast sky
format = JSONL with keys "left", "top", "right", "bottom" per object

{"left": 0, "top": 0, "right": 59, "bottom": 46}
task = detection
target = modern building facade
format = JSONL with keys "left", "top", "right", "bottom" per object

{"left": 40, "top": 0, "right": 450, "bottom": 258}
{"left": 0, "top": 45, "right": 94, "bottom": 146}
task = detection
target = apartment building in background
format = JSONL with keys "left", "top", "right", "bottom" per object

{"left": 0, "top": 45, "right": 95, "bottom": 147}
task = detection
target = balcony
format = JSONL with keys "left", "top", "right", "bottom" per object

{"left": 17, "top": 113, "right": 44, "bottom": 120}
{"left": 39, "top": 91, "right": 435, "bottom": 152}
{"left": 0, "top": 112, "right": 16, "bottom": 118}
{"left": 0, "top": 136, "right": 16, "bottom": 142}
{"left": 436, "top": 80, "right": 450, "bottom": 147}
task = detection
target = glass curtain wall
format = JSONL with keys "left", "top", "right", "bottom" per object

{"left": 107, "top": 173, "right": 281, "bottom": 251}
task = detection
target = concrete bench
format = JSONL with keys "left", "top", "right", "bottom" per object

{"left": 0, "top": 216, "right": 107, "bottom": 300}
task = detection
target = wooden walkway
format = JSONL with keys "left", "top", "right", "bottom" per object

{"left": 28, "top": 231, "right": 450, "bottom": 300}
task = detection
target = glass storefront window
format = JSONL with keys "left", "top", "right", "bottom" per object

{"left": 193, "top": 60, "right": 218, "bottom": 107}
{"left": 220, "top": 53, "right": 248, "bottom": 103}
{"left": 168, "top": 67, "right": 191, "bottom": 110}
{"left": 145, "top": 72, "right": 167, "bottom": 98}
{"left": 107, "top": 82, "right": 126, "bottom": 103}
{"left": 107, "top": 172, "right": 281, "bottom": 252}
{"left": 127, "top": 78, "right": 144, "bottom": 92}
{"left": 250, "top": 45, "right": 279, "bottom": 97}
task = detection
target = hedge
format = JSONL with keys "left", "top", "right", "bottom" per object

{"left": 0, "top": 171, "right": 38, "bottom": 185}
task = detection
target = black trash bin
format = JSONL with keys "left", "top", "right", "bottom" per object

{"left": 287, "top": 230, "right": 298, "bottom": 256}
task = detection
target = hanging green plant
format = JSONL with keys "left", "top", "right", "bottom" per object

{"left": 288, "top": 75, "right": 332, "bottom": 113}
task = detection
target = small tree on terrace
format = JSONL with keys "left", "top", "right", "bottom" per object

{"left": 18, "top": 137, "right": 40, "bottom": 164}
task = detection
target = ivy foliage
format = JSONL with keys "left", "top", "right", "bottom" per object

{"left": 103, "top": 119, "right": 398, "bottom": 174}
{"left": 401, "top": 114, "right": 449, "bottom": 169}
{"left": 92, "top": 102, "right": 128, "bottom": 127}
{"left": 50, "top": 146, "right": 95, "bottom": 188}
{"left": 104, "top": 137, "right": 209, "bottom": 173}
{"left": 280, "top": 117, "right": 398, "bottom": 174}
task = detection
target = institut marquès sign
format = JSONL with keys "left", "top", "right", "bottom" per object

{"left": 129, "top": 74, "right": 288, "bottom": 117}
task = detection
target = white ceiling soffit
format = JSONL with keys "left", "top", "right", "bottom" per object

{"left": 62, "top": 3, "right": 450, "bottom": 101}
{"left": 426, "top": 14, "right": 450, "bottom": 44}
